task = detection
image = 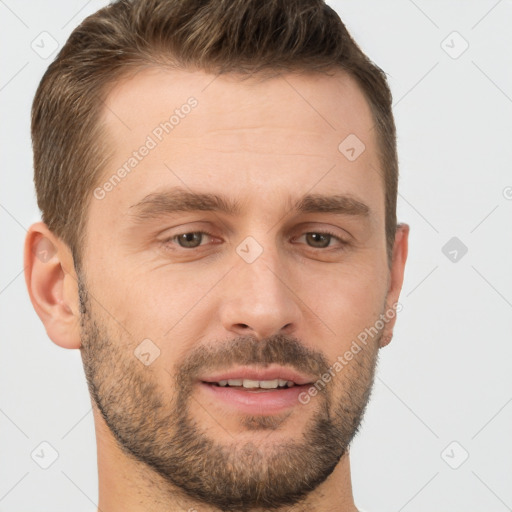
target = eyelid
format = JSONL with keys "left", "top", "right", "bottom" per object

{"left": 291, "top": 230, "right": 349, "bottom": 248}
{"left": 160, "top": 228, "right": 349, "bottom": 252}
{"left": 160, "top": 229, "right": 217, "bottom": 249}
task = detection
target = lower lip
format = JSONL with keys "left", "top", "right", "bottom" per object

{"left": 199, "top": 382, "right": 310, "bottom": 415}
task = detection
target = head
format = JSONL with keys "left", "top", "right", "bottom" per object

{"left": 25, "top": 0, "right": 409, "bottom": 510}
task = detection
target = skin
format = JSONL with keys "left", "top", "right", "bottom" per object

{"left": 24, "top": 66, "right": 409, "bottom": 512}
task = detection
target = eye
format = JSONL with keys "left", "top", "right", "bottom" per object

{"left": 160, "top": 229, "right": 348, "bottom": 252}
{"left": 294, "top": 230, "right": 348, "bottom": 249}
{"left": 162, "top": 231, "right": 216, "bottom": 250}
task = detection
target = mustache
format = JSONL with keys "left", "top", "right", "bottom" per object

{"left": 175, "top": 333, "right": 330, "bottom": 384}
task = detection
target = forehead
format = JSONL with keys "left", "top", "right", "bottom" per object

{"left": 103, "top": 66, "right": 376, "bottom": 148}
{"left": 91, "top": 66, "right": 383, "bottom": 230}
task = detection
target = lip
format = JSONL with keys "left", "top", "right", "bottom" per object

{"left": 199, "top": 365, "right": 316, "bottom": 386}
{"left": 199, "top": 381, "right": 311, "bottom": 415}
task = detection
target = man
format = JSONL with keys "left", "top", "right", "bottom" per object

{"left": 24, "top": 0, "right": 409, "bottom": 510}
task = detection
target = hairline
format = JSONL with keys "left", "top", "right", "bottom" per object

{"left": 73, "top": 63, "right": 395, "bottom": 272}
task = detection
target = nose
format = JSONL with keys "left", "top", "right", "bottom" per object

{"left": 219, "top": 244, "right": 302, "bottom": 340}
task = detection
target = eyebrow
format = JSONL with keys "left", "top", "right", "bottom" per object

{"left": 128, "top": 187, "right": 370, "bottom": 222}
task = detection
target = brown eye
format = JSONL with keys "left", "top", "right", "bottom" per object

{"left": 176, "top": 232, "right": 204, "bottom": 248}
{"left": 305, "top": 232, "right": 333, "bottom": 248}
{"left": 295, "top": 230, "right": 348, "bottom": 250}
{"left": 162, "top": 231, "right": 216, "bottom": 251}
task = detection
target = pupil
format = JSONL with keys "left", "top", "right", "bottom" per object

{"left": 307, "top": 233, "right": 330, "bottom": 248}
{"left": 179, "top": 232, "right": 201, "bottom": 248}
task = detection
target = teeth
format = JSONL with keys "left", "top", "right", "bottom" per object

{"left": 243, "top": 379, "right": 261, "bottom": 388}
{"left": 259, "top": 379, "right": 279, "bottom": 389}
{"left": 214, "top": 378, "right": 296, "bottom": 389}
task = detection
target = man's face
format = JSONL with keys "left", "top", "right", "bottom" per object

{"left": 79, "top": 67, "right": 392, "bottom": 510}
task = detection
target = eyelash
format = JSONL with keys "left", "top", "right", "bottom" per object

{"left": 161, "top": 230, "right": 348, "bottom": 251}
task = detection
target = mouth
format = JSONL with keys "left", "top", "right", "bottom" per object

{"left": 204, "top": 378, "right": 298, "bottom": 390}
{"left": 199, "top": 365, "right": 314, "bottom": 389}
{"left": 198, "top": 366, "right": 316, "bottom": 414}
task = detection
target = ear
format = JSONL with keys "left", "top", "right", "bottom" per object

{"left": 380, "top": 223, "right": 409, "bottom": 348}
{"left": 24, "top": 222, "right": 81, "bottom": 349}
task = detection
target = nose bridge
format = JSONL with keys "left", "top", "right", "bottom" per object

{"left": 238, "top": 239, "right": 285, "bottom": 299}
{"left": 220, "top": 232, "right": 300, "bottom": 339}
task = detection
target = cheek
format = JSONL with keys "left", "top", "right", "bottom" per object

{"left": 304, "top": 263, "right": 387, "bottom": 353}
{"left": 93, "top": 256, "right": 219, "bottom": 342}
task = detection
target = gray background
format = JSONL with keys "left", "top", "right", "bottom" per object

{"left": 1, "top": 0, "right": 511, "bottom": 510}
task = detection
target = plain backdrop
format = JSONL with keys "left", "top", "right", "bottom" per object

{"left": 1, "top": 1, "right": 511, "bottom": 511}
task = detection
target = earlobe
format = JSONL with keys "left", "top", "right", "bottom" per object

{"left": 24, "top": 222, "right": 81, "bottom": 349}
{"left": 380, "top": 223, "right": 410, "bottom": 348}
{"left": 379, "top": 331, "right": 393, "bottom": 348}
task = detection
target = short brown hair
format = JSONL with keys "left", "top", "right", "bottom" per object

{"left": 32, "top": 0, "right": 398, "bottom": 269}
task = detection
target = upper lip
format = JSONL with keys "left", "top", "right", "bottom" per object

{"left": 199, "top": 366, "right": 315, "bottom": 386}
